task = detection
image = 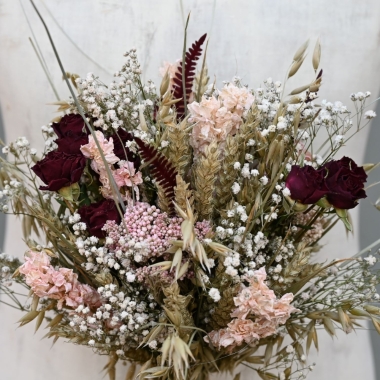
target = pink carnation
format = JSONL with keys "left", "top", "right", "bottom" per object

{"left": 80, "top": 131, "right": 119, "bottom": 173}
{"left": 19, "top": 251, "right": 101, "bottom": 310}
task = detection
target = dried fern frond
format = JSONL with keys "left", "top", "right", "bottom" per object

{"left": 193, "top": 141, "right": 220, "bottom": 221}
{"left": 135, "top": 137, "right": 177, "bottom": 215}
{"left": 172, "top": 33, "right": 207, "bottom": 120}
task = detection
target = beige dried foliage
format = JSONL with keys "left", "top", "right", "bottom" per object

{"left": 193, "top": 141, "right": 221, "bottom": 220}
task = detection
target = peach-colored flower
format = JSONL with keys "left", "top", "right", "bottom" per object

{"left": 204, "top": 328, "right": 236, "bottom": 350}
{"left": 219, "top": 83, "right": 255, "bottom": 116}
{"left": 227, "top": 318, "right": 260, "bottom": 345}
{"left": 19, "top": 250, "right": 101, "bottom": 310}
{"left": 80, "top": 131, "right": 119, "bottom": 173}
{"left": 205, "top": 268, "right": 298, "bottom": 350}
{"left": 188, "top": 84, "right": 254, "bottom": 154}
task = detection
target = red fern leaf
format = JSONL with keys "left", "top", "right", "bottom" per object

{"left": 172, "top": 33, "right": 207, "bottom": 120}
{"left": 134, "top": 137, "right": 177, "bottom": 214}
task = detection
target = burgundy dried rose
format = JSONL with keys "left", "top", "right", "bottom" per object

{"left": 53, "top": 114, "right": 89, "bottom": 154}
{"left": 322, "top": 156, "right": 367, "bottom": 209}
{"left": 285, "top": 165, "right": 327, "bottom": 204}
{"left": 32, "top": 151, "right": 86, "bottom": 191}
{"left": 78, "top": 199, "right": 121, "bottom": 238}
{"left": 53, "top": 114, "right": 87, "bottom": 136}
{"left": 110, "top": 129, "right": 141, "bottom": 169}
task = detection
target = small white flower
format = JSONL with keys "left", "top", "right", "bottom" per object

{"left": 231, "top": 182, "right": 241, "bottom": 194}
{"left": 126, "top": 272, "right": 136, "bottom": 282}
{"left": 208, "top": 288, "right": 221, "bottom": 302}
{"left": 286, "top": 345, "right": 294, "bottom": 353}
{"left": 2, "top": 146, "right": 9, "bottom": 154}
{"left": 365, "top": 110, "right": 376, "bottom": 119}
{"left": 160, "top": 140, "right": 169, "bottom": 148}
{"left": 260, "top": 176, "right": 269, "bottom": 185}
{"left": 282, "top": 187, "right": 291, "bottom": 197}
{"left": 88, "top": 340, "right": 95, "bottom": 346}
{"left": 233, "top": 162, "right": 241, "bottom": 170}
{"left": 364, "top": 255, "right": 377, "bottom": 266}
{"left": 334, "top": 135, "right": 343, "bottom": 144}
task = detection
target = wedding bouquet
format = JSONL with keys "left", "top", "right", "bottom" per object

{"left": 1, "top": 18, "right": 380, "bottom": 380}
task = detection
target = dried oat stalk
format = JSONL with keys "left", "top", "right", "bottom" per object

{"left": 193, "top": 141, "right": 220, "bottom": 220}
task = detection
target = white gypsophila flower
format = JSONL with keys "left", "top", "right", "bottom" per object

{"left": 260, "top": 176, "right": 269, "bottom": 185}
{"left": 364, "top": 255, "right": 377, "bottom": 266}
{"left": 208, "top": 288, "right": 221, "bottom": 302}
{"left": 282, "top": 187, "right": 291, "bottom": 197}
{"left": 231, "top": 182, "right": 241, "bottom": 194}
{"left": 160, "top": 140, "right": 169, "bottom": 148}
{"left": 365, "top": 110, "right": 376, "bottom": 119}
{"left": 286, "top": 345, "right": 294, "bottom": 353}
{"left": 233, "top": 162, "right": 241, "bottom": 170}
{"left": 241, "top": 164, "right": 251, "bottom": 178}
{"left": 2, "top": 146, "right": 9, "bottom": 154}
{"left": 334, "top": 135, "right": 343, "bottom": 144}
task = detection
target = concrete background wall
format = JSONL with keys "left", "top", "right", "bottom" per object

{"left": 0, "top": 1, "right": 379, "bottom": 379}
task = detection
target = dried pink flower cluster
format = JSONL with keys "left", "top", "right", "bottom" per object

{"left": 80, "top": 131, "right": 142, "bottom": 201}
{"left": 104, "top": 202, "right": 212, "bottom": 262}
{"left": 188, "top": 84, "right": 254, "bottom": 153}
{"left": 293, "top": 210, "right": 325, "bottom": 244}
{"left": 205, "top": 268, "right": 298, "bottom": 350}
{"left": 19, "top": 251, "right": 101, "bottom": 310}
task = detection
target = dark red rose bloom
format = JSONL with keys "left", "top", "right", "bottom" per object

{"left": 53, "top": 114, "right": 87, "bottom": 137}
{"left": 110, "top": 129, "right": 141, "bottom": 169}
{"left": 53, "top": 114, "right": 89, "bottom": 154}
{"left": 322, "top": 156, "right": 367, "bottom": 209}
{"left": 78, "top": 199, "right": 121, "bottom": 238}
{"left": 285, "top": 165, "right": 328, "bottom": 204}
{"left": 32, "top": 151, "right": 86, "bottom": 191}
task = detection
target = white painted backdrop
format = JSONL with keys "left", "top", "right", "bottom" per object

{"left": 0, "top": 1, "right": 379, "bottom": 379}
